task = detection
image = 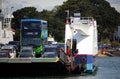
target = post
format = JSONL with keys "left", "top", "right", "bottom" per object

{"left": 10, "top": 6, "right": 14, "bottom": 28}
{"left": 65, "top": 10, "right": 69, "bottom": 19}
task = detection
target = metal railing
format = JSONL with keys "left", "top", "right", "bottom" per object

{"left": 59, "top": 48, "right": 68, "bottom": 63}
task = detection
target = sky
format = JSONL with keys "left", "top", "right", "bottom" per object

{"left": 1, "top": 0, "right": 120, "bottom": 14}
{"left": 1, "top": 0, "right": 67, "bottom": 13}
{"left": 106, "top": 0, "right": 120, "bottom": 13}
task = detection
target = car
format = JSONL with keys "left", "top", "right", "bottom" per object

{"left": 116, "top": 46, "right": 120, "bottom": 51}
{"left": 18, "top": 46, "right": 34, "bottom": 58}
{"left": 1, "top": 45, "right": 17, "bottom": 58}
{"left": 0, "top": 44, "right": 4, "bottom": 49}
{"left": 0, "top": 50, "right": 10, "bottom": 58}
{"left": 41, "top": 45, "right": 60, "bottom": 58}
{"left": 53, "top": 43, "right": 65, "bottom": 50}
{"left": 8, "top": 41, "right": 20, "bottom": 52}
{"left": 42, "top": 52, "right": 58, "bottom": 58}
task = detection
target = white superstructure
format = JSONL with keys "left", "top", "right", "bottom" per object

{"left": 65, "top": 13, "right": 98, "bottom": 72}
{"left": 0, "top": 0, "right": 14, "bottom": 44}
{"left": 65, "top": 16, "right": 98, "bottom": 55}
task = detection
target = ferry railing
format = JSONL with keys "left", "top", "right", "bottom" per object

{"left": 80, "top": 17, "right": 94, "bottom": 24}
{"left": 72, "top": 17, "right": 94, "bottom": 24}
{"left": 59, "top": 48, "right": 68, "bottom": 64}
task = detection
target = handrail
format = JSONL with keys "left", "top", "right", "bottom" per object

{"left": 59, "top": 48, "right": 68, "bottom": 63}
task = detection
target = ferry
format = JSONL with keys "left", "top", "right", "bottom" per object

{"left": 0, "top": 13, "right": 98, "bottom": 75}
{"left": 63, "top": 13, "right": 98, "bottom": 73}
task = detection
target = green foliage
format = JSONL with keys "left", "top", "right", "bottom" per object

{"left": 13, "top": 28, "right": 20, "bottom": 40}
{"left": 12, "top": 0, "right": 120, "bottom": 42}
{"left": 111, "top": 41, "right": 120, "bottom": 47}
{"left": 55, "top": 0, "right": 120, "bottom": 42}
{"left": 12, "top": 7, "right": 39, "bottom": 29}
{"left": 102, "top": 38, "right": 111, "bottom": 44}
{"left": 38, "top": 10, "right": 65, "bottom": 42}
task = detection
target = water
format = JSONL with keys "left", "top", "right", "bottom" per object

{"left": 1, "top": 57, "right": 120, "bottom": 79}
{"left": 0, "top": 75, "right": 97, "bottom": 79}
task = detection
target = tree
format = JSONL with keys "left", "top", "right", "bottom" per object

{"left": 12, "top": 0, "right": 120, "bottom": 42}
{"left": 55, "top": 0, "right": 120, "bottom": 42}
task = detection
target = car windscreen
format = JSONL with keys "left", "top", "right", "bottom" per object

{"left": 19, "top": 53, "right": 33, "bottom": 57}
{"left": 42, "top": 52, "right": 57, "bottom": 58}
{"left": 44, "top": 48, "right": 57, "bottom": 52}
{"left": 42, "top": 54, "right": 55, "bottom": 58}
{"left": 21, "top": 49, "right": 32, "bottom": 53}
{"left": 0, "top": 53, "right": 8, "bottom": 57}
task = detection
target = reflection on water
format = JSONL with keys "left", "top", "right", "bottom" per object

{"left": 0, "top": 72, "right": 97, "bottom": 79}
{"left": 0, "top": 74, "right": 97, "bottom": 79}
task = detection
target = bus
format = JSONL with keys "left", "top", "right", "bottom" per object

{"left": 21, "top": 19, "right": 48, "bottom": 57}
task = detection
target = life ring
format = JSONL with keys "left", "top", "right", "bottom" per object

{"left": 81, "top": 57, "right": 86, "bottom": 63}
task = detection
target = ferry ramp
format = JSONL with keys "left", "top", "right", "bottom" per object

{"left": 0, "top": 57, "right": 69, "bottom": 76}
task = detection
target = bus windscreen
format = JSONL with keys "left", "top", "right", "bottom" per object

{"left": 22, "top": 21, "right": 41, "bottom": 30}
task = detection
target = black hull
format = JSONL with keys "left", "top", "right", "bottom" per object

{"left": 0, "top": 62, "right": 70, "bottom": 76}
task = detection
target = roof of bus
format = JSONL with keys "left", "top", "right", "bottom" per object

{"left": 21, "top": 19, "right": 47, "bottom": 22}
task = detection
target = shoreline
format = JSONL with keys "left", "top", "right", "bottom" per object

{"left": 98, "top": 50, "right": 120, "bottom": 57}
